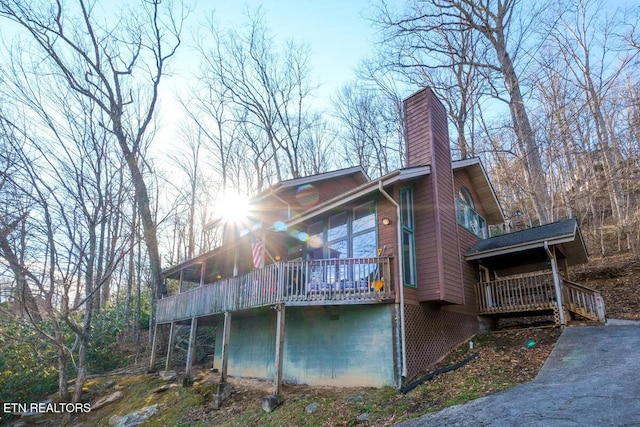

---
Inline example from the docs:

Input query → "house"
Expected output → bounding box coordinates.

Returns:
[150,88,605,399]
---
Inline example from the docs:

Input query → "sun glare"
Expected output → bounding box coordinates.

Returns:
[218,192,250,224]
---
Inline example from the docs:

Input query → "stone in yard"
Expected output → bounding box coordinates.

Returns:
[347,395,364,404]
[115,404,160,427]
[153,383,179,393]
[159,370,177,381]
[305,402,319,413]
[108,415,122,426]
[357,412,369,422]
[93,391,124,410]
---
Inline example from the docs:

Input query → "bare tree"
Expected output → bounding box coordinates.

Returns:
[196,9,317,189]
[0,0,186,298]
[373,0,551,223]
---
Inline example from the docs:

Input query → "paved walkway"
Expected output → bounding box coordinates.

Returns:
[397,321,640,427]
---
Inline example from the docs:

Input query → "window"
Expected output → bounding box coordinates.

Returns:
[456,186,488,239]
[400,188,417,287]
[305,201,377,260]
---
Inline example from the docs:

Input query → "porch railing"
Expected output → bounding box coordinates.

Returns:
[475,272,557,315]
[157,257,394,323]
[562,279,606,322]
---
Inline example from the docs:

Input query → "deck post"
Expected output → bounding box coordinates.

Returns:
[165,321,176,371]
[220,311,232,382]
[185,317,199,380]
[273,303,286,397]
[149,322,160,371]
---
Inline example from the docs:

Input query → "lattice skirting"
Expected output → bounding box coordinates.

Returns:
[404,304,478,381]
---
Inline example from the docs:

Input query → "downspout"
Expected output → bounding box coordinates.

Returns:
[544,241,566,326]
[378,181,408,382]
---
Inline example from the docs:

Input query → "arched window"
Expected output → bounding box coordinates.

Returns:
[458,187,474,209]
[456,186,487,238]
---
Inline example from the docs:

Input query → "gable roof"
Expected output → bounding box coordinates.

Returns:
[466,218,588,265]
[259,166,369,196]
[285,165,431,228]
[452,157,504,224]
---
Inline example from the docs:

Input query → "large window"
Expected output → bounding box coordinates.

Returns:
[456,187,487,239]
[400,188,417,287]
[305,201,377,260]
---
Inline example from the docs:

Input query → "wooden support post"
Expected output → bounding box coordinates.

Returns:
[200,261,206,287]
[165,322,176,371]
[179,270,184,293]
[185,317,198,379]
[220,311,232,383]
[273,303,286,397]
[149,323,160,371]
[547,245,566,326]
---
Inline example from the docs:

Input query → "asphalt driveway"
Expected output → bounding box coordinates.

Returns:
[397,320,640,427]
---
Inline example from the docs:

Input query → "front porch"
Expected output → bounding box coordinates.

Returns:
[157,256,394,324]
[467,218,606,326]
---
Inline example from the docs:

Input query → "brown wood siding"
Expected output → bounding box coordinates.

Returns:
[412,176,438,303]
[450,169,491,315]
[404,88,464,304]
[276,174,366,217]
[376,196,402,303]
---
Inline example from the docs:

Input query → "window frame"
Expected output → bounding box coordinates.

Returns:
[400,187,417,288]
[456,186,488,239]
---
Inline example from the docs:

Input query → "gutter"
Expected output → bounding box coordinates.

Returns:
[544,241,566,326]
[378,181,408,383]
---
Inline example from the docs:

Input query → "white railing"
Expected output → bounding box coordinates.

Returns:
[562,279,606,322]
[157,257,393,323]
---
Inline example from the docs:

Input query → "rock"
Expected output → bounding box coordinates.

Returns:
[93,391,124,410]
[347,395,364,404]
[159,370,177,381]
[108,415,122,426]
[305,402,319,414]
[115,405,160,427]
[500,355,511,362]
[357,412,369,422]
[153,383,179,393]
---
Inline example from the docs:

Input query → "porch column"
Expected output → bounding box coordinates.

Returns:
[220,311,232,382]
[546,244,566,326]
[165,322,176,371]
[185,317,199,379]
[179,269,184,293]
[273,303,286,397]
[149,323,160,371]
[200,261,206,287]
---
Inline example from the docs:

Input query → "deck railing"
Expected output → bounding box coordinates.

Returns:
[562,279,606,322]
[157,257,394,323]
[475,272,557,315]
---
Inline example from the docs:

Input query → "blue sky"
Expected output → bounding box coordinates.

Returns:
[191,0,392,105]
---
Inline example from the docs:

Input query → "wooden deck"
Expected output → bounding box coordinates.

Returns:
[474,272,605,323]
[156,257,394,324]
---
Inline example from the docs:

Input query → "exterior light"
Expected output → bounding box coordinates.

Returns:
[382,217,391,226]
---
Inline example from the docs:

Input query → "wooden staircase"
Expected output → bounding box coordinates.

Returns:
[562,279,606,323]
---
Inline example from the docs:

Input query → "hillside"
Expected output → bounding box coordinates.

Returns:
[572,253,640,319]
[4,252,638,427]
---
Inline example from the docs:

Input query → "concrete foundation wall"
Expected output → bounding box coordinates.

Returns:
[214,304,396,387]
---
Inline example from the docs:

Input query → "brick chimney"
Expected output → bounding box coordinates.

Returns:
[403,88,464,304]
